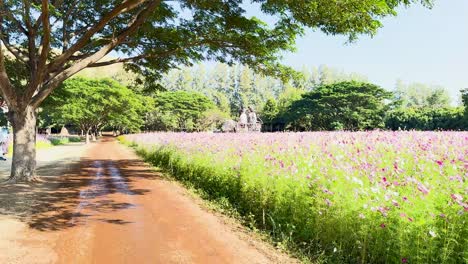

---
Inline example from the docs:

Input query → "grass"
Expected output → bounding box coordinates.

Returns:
[4,135,83,156]
[121,132,468,264]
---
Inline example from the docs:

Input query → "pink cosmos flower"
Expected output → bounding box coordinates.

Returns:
[451,194,463,201]
[378,207,389,217]
[279,160,285,168]
[417,183,429,195]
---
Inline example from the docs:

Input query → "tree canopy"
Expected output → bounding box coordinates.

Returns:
[283,81,393,131]
[146,91,215,132]
[40,77,150,138]
[0,0,434,107]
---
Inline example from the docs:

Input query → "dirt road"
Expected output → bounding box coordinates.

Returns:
[0,138,294,264]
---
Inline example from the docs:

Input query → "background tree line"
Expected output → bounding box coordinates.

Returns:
[33,63,468,134]
[144,62,467,131]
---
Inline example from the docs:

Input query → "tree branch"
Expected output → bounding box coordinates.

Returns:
[24,0,51,101]
[0,44,17,109]
[32,0,161,107]
[87,55,148,67]
[0,36,29,63]
[86,37,238,68]
[0,9,28,35]
[21,0,38,81]
[46,0,150,75]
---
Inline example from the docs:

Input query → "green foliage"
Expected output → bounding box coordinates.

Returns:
[394,80,451,108]
[461,88,468,120]
[385,107,466,130]
[46,136,82,145]
[158,63,370,116]
[0,108,8,127]
[261,98,279,132]
[146,91,215,131]
[48,137,69,146]
[283,81,393,131]
[40,78,150,133]
[154,68,466,132]
[68,136,83,143]
[462,88,468,107]
[198,109,230,131]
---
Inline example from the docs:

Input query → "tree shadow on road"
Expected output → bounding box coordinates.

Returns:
[0,157,159,231]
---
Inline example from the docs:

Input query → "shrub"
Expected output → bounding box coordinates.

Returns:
[48,136,70,146]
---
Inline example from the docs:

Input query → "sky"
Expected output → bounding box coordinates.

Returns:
[254,1,468,100]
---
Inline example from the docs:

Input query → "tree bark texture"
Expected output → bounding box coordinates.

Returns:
[7,106,38,182]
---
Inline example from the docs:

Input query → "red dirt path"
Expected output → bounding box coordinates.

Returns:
[0,137,294,264]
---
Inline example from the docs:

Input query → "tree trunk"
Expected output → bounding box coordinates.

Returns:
[85,128,91,144]
[7,106,38,183]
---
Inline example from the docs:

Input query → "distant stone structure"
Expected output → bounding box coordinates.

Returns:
[221,120,237,132]
[221,106,262,133]
[59,126,69,136]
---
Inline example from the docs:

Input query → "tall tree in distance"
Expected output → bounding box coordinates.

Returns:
[261,98,279,132]
[0,0,433,182]
[461,88,468,123]
[394,80,451,108]
[148,91,215,132]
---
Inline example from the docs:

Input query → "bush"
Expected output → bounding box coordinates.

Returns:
[68,136,83,143]
[48,136,70,146]
[47,135,83,145]
[385,107,467,130]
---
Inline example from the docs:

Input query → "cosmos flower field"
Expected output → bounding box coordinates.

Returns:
[123,131,467,263]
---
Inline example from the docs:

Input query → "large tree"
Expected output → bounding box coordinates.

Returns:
[284,81,393,131]
[146,91,214,131]
[40,77,149,142]
[0,0,432,182]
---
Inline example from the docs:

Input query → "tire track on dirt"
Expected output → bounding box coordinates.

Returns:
[2,137,295,263]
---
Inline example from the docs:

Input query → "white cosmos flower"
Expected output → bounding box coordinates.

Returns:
[352,177,363,186]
